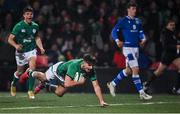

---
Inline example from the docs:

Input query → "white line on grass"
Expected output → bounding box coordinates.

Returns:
[1,101,180,110]
[0,95,27,98]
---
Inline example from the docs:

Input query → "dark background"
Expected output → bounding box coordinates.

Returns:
[0,0,179,93]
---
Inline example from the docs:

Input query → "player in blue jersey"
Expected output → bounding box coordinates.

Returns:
[107,2,152,100]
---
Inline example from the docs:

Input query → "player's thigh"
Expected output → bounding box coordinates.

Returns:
[123,47,139,68]
[33,71,46,81]
[27,49,37,70]
[28,56,37,70]
[172,57,180,70]
[15,52,28,67]
[55,86,67,97]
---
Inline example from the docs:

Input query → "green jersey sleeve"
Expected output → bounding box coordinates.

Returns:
[66,64,77,80]
[11,23,20,36]
[33,22,39,37]
[87,68,97,81]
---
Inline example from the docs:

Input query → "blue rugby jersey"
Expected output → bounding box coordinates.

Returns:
[111,16,145,47]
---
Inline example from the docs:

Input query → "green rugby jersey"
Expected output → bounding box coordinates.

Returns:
[57,59,97,81]
[11,20,39,52]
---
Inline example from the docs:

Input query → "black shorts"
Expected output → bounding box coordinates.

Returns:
[161,51,180,66]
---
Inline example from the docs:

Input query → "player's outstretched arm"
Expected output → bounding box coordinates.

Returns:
[64,75,85,88]
[8,34,23,51]
[92,80,108,107]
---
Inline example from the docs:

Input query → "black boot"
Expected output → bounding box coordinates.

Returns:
[143,71,158,93]
[172,72,180,95]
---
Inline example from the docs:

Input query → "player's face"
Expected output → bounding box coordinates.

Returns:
[167,22,175,31]
[82,61,93,72]
[23,11,33,24]
[128,6,137,17]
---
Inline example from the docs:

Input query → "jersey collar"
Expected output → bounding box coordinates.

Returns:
[23,20,32,26]
[126,16,135,20]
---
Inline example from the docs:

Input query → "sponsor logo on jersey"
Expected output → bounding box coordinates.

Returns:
[131,25,138,32]
[130,30,138,32]
[21,29,25,32]
[32,29,36,34]
[136,20,139,24]
[133,25,136,30]
[23,39,32,43]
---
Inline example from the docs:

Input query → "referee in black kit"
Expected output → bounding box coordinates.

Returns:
[143,19,180,94]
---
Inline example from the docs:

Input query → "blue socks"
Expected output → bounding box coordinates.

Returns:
[111,70,127,86]
[111,70,143,93]
[132,74,143,93]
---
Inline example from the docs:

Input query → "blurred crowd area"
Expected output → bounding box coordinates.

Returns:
[0,0,180,68]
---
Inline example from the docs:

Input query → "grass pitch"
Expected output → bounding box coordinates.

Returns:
[0,92,180,113]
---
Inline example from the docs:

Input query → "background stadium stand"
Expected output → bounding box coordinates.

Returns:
[0,0,179,92]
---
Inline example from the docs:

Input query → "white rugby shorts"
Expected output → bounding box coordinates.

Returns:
[45,62,64,81]
[15,49,37,66]
[123,47,139,68]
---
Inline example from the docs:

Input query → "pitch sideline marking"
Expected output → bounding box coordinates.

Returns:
[1,101,180,110]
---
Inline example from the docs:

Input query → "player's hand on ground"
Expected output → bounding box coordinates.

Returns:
[100,101,108,107]
[15,44,23,51]
[40,48,45,54]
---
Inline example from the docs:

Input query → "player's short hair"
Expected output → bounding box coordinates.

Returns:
[83,54,96,65]
[127,2,137,9]
[23,6,33,14]
[166,19,175,25]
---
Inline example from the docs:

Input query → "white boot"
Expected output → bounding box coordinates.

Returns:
[107,82,116,97]
[140,91,152,100]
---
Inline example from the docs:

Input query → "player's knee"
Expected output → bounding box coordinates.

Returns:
[56,93,64,97]
[125,68,131,75]
[28,66,36,71]
[31,71,38,77]
[132,67,139,74]
[55,90,64,97]
[16,70,24,76]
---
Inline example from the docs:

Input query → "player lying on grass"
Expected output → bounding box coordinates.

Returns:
[28,54,108,107]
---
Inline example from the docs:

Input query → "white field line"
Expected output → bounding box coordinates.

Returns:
[1,101,180,110]
[0,95,27,98]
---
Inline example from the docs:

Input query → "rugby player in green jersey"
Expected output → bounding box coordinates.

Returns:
[30,54,108,106]
[8,6,45,99]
